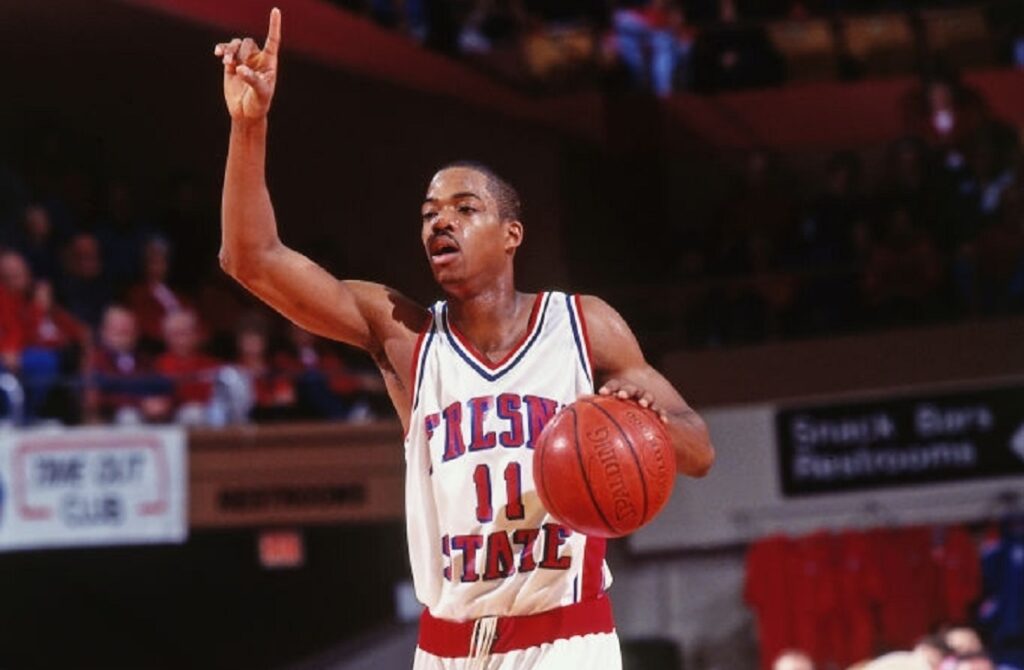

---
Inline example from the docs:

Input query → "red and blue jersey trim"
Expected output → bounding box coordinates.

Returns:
[566,294,594,387]
[441,292,551,382]
[410,313,436,411]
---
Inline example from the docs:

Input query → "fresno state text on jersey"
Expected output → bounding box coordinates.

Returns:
[405,292,611,620]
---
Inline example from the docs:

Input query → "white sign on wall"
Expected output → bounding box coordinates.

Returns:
[632,383,1024,554]
[0,426,187,551]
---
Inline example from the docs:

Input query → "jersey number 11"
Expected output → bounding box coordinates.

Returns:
[473,462,525,522]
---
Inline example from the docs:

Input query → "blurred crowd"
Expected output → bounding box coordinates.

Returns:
[749,518,1024,670]
[671,73,1024,347]
[330,0,1024,96]
[773,624,1011,669]
[2,63,1022,424]
[0,130,385,427]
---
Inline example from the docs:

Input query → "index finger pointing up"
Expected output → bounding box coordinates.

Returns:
[264,7,282,55]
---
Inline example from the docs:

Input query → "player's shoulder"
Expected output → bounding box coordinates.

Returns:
[571,294,639,358]
[571,295,647,372]
[574,294,628,327]
[534,291,621,326]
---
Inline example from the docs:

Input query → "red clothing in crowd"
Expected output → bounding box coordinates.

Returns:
[23,303,88,350]
[789,531,843,666]
[126,281,191,343]
[0,285,24,356]
[746,526,981,668]
[875,527,942,649]
[250,368,295,409]
[88,346,156,418]
[836,530,884,666]
[745,534,796,670]
[274,345,365,396]
[935,526,981,624]
[154,352,220,405]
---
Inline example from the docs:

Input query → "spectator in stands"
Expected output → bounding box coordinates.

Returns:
[690,0,785,93]
[944,124,1020,249]
[234,312,296,421]
[958,126,1015,228]
[904,74,988,169]
[790,151,869,333]
[956,184,1024,314]
[698,149,799,343]
[161,173,218,295]
[194,256,260,357]
[275,323,379,421]
[126,236,190,352]
[0,255,24,374]
[987,0,1024,69]
[0,251,37,353]
[511,0,607,88]
[879,137,933,225]
[85,305,171,423]
[6,203,62,282]
[795,151,868,269]
[457,0,524,55]
[154,309,222,424]
[24,279,89,355]
[945,627,986,657]
[0,250,88,421]
[611,0,694,96]
[94,180,156,286]
[713,149,795,276]
[774,649,815,670]
[862,206,944,325]
[1,251,86,353]
[58,232,112,332]
[0,250,32,307]
[913,634,953,669]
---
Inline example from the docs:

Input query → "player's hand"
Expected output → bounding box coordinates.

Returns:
[214,8,281,121]
[598,380,669,424]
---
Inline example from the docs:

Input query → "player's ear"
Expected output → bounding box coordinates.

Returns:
[504,220,523,253]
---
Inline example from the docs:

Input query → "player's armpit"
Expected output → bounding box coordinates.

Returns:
[578,295,715,477]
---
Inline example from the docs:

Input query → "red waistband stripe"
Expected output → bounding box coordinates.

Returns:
[417,597,615,658]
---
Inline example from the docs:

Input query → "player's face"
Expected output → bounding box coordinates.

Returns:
[421,168,521,293]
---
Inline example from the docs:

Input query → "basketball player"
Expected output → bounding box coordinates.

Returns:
[214,9,714,669]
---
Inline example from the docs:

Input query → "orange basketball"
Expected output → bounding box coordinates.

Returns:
[533,395,676,538]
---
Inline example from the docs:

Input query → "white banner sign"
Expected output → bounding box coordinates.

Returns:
[0,426,187,551]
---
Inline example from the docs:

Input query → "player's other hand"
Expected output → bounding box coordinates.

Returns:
[214,8,281,121]
[598,380,669,424]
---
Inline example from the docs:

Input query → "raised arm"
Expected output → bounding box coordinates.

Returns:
[213,9,426,358]
[580,295,715,477]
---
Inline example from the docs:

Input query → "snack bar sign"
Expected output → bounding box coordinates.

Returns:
[776,384,1024,496]
[0,427,187,551]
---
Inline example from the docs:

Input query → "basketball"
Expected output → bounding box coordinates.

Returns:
[533,395,676,538]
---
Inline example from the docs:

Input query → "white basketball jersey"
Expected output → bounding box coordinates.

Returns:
[404,291,612,621]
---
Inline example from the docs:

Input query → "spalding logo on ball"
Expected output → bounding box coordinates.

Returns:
[533,395,676,538]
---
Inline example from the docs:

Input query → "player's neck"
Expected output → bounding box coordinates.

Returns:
[447,283,532,360]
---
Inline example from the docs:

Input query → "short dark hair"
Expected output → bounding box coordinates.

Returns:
[437,160,521,222]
